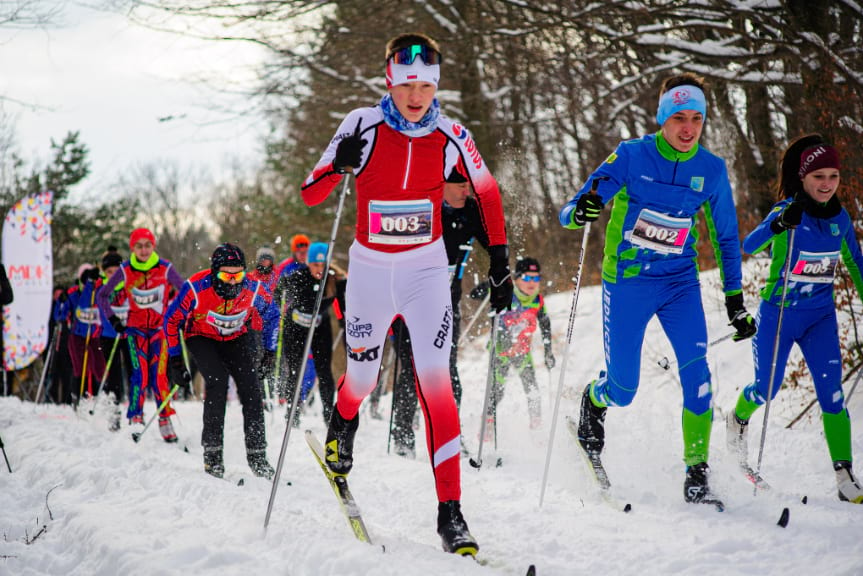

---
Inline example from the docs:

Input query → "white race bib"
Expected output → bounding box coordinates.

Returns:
[789,250,839,284]
[131,285,165,313]
[368,199,433,245]
[76,306,100,325]
[630,208,692,255]
[206,309,248,336]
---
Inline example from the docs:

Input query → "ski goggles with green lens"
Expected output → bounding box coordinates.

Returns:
[387,44,442,66]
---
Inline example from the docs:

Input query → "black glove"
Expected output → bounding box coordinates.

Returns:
[769,201,804,234]
[487,245,513,313]
[572,194,604,227]
[168,355,191,387]
[258,349,276,382]
[81,268,101,283]
[333,119,367,174]
[544,342,555,369]
[725,293,756,342]
[469,281,489,301]
[108,314,125,334]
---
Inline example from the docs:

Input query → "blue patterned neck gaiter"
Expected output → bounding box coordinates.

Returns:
[380,94,440,138]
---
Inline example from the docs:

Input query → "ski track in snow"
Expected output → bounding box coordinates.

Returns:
[2,267,862,576]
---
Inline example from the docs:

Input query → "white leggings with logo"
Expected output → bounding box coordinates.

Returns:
[339,238,461,502]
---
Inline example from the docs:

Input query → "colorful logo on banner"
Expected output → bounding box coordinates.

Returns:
[3,191,54,370]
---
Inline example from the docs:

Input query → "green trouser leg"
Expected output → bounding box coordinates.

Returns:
[823,409,852,463]
[682,408,713,466]
[734,390,761,422]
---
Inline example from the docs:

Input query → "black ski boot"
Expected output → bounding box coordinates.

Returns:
[684,462,723,510]
[324,406,359,476]
[578,383,607,456]
[437,500,478,556]
[203,447,225,479]
[247,450,275,480]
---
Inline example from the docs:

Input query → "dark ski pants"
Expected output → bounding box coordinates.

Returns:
[99,336,130,405]
[283,316,336,424]
[186,332,267,452]
[68,331,106,398]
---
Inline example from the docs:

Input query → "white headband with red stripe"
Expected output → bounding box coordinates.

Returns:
[386,59,440,89]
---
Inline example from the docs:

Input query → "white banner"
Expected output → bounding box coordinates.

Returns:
[2,191,53,370]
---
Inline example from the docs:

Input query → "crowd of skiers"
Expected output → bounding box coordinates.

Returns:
[8,30,863,560]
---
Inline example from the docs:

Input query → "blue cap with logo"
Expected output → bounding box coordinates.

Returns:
[308,242,328,263]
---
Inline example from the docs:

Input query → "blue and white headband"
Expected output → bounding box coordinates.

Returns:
[656,85,707,126]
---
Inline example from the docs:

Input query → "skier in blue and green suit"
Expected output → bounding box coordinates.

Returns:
[559,72,756,505]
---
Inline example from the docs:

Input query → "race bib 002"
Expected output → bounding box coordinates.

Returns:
[368,199,433,245]
[790,250,839,284]
[630,209,692,255]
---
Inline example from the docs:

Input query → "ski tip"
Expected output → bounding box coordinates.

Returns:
[777,507,790,528]
[131,433,141,443]
[380,544,386,554]
[286,480,292,486]
[469,458,481,469]
[183,445,189,453]
[495,457,503,468]
[237,478,245,486]
[801,495,808,505]
[623,503,632,513]
[526,565,537,576]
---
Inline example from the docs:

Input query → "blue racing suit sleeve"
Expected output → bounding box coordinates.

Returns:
[559,143,629,229]
[743,200,788,256]
[255,285,280,352]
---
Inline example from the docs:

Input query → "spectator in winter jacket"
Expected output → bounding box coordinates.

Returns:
[275,234,310,278]
[164,243,277,479]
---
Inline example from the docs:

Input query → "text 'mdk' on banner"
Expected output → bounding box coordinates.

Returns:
[2,191,53,370]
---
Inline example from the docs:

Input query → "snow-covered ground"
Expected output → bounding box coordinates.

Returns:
[2,266,862,576]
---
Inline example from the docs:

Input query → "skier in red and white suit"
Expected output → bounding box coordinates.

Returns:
[300,33,513,556]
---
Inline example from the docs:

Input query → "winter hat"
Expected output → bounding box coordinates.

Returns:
[129,228,156,250]
[290,234,310,253]
[101,247,124,270]
[211,243,246,272]
[256,245,276,264]
[798,145,840,179]
[515,257,541,276]
[307,242,328,264]
[446,169,468,184]
[656,84,707,126]
[77,263,96,281]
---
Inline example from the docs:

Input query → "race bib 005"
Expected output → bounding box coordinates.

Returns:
[790,250,839,284]
[368,199,433,245]
[630,208,692,255]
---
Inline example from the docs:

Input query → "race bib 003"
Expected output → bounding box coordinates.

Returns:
[368,199,433,245]
[790,250,839,284]
[630,209,692,255]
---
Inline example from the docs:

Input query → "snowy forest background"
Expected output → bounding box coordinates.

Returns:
[1,1,862,390]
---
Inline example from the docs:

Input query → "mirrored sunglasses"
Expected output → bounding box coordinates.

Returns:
[388,44,442,66]
[520,274,541,282]
[216,270,246,283]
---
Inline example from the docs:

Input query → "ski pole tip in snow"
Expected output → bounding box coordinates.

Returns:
[623,503,632,513]
[777,507,790,528]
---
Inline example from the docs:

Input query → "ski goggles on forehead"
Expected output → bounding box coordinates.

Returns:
[216,270,245,283]
[520,274,541,282]
[387,44,442,66]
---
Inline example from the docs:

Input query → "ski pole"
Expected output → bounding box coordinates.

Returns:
[89,334,121,415]
[179,330,199,402]
[75,288,98,411]
[470,314,498,469]
[540,177,605,507]
[386,322,404,455]
[0,432,11,473]
[131,384,181,443]
[656,331,736,372]
[461,291,491,340]
[754,227,796,491]
[35,324,60,405]
[265,171,351,530]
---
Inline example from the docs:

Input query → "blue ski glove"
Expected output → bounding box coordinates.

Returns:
[725,293,756,342]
